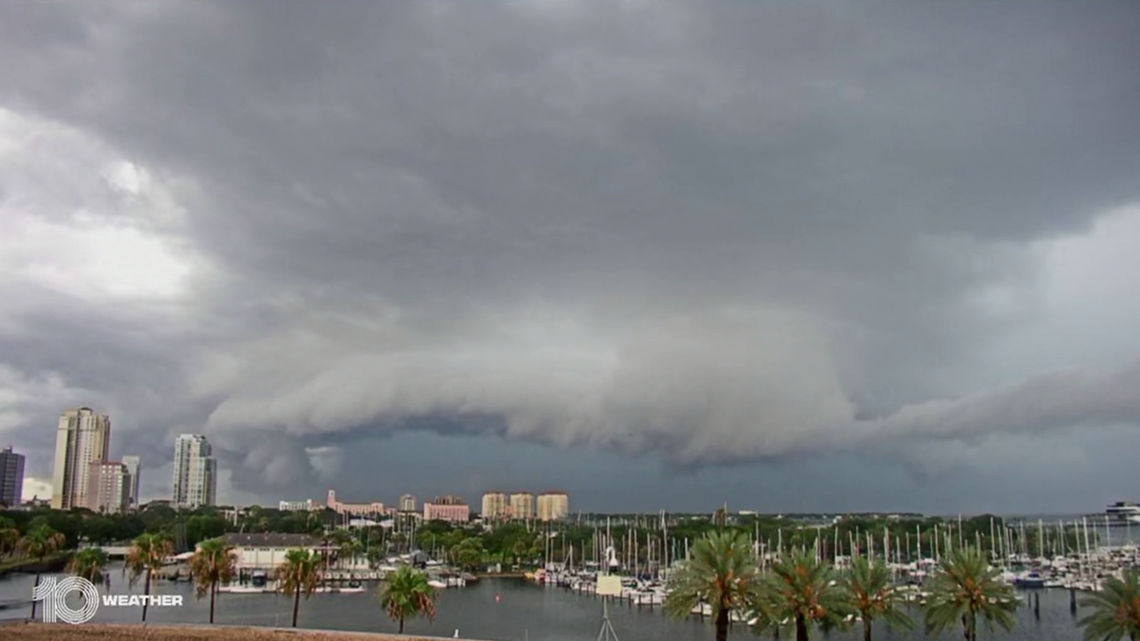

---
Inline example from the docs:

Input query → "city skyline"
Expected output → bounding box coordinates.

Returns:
[3,2,1140,515]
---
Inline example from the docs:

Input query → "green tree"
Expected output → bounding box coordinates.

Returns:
[189,538,237,624]
[367,547,385,569]
[0,520,20,557]
[276,548,321,628]
[923,547,1017,641]
[841,556,912,641]
[450,538,485,572]
[125,532,174,622]
[664,531,758,641]
[68,547,109,583]
[380,564,437,634]
[339,538,363,569]
[18,524,66,620]
[752,552,849,641]
[512,539,529,567]
[1078,569,1140,641]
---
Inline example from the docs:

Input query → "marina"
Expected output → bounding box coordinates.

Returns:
[0,565,1108,641]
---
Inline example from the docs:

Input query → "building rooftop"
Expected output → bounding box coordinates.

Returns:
[221,533,323,548]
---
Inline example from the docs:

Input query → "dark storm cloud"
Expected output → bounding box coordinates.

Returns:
[2,0,1140,506]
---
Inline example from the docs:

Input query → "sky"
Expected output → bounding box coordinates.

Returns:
[2,1,1140,515]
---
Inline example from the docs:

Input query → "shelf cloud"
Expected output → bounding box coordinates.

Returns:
[1,1,1139,508]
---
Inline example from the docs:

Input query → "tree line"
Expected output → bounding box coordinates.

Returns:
[2,505,1099,577]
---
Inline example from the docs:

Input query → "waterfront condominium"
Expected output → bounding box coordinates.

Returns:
[424,495,470,523]
[172,434,217,508]
[481,491,509,521]
[510,491,535,520]
[537,491,570,521]
[51,407,111,509]
[121,455,141,509]
[0,446,25,507]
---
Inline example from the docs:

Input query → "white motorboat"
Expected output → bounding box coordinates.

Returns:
[1106,502,1140,524]
[219,585,269,594]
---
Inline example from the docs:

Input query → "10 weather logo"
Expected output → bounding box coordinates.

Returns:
[33,576,183,624]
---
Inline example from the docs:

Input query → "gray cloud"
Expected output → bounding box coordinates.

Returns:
[1,0,1139,509]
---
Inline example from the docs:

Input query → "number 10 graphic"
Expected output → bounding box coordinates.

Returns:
[31,576,100,624]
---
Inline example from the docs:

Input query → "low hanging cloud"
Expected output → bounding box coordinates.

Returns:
[1,1,1140,502]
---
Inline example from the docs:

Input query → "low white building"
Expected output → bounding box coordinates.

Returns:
[278,499,319,512]
[221,533,327,571]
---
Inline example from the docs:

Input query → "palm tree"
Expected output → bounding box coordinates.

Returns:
[841,555,913,641]
[380,564,437,634]
[18,524,66,620]
[68,547,109,583]
[125,532,174,622]
[339,538,362,570]
[367,547,385,569]
[189,538,237,624]
[751,552,849,641]
[664,531,759,641]
[923,547,1017,641]
[1077,569,1140,641]
[276,548,321,628]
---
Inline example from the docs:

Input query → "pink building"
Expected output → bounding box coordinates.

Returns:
[423,495,470,523]
[326,488,385,515]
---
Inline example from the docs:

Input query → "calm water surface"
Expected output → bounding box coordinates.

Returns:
[0,563,1090,641]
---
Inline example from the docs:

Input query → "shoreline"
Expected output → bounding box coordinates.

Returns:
[0,622,489,641]
[0,552,72,577]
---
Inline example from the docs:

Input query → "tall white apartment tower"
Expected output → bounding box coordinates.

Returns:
[171,434,217,508]
[52,408,111,509]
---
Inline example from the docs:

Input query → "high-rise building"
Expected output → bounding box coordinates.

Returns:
[481,491,509,521]
[86,461,131,514]
[172,434,217,508]
[399,494,417,513]
[536,491,570,521]
[509,492,535,520]
[121,455,141,509]
[0,446,25,507]
[52,408,111,509]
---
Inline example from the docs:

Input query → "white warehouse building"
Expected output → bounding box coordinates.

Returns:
[219,533,327,571]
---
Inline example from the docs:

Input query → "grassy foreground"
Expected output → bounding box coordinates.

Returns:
[0,623,473,641]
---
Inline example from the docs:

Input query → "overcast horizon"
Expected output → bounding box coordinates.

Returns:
[3,1,1140,516]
